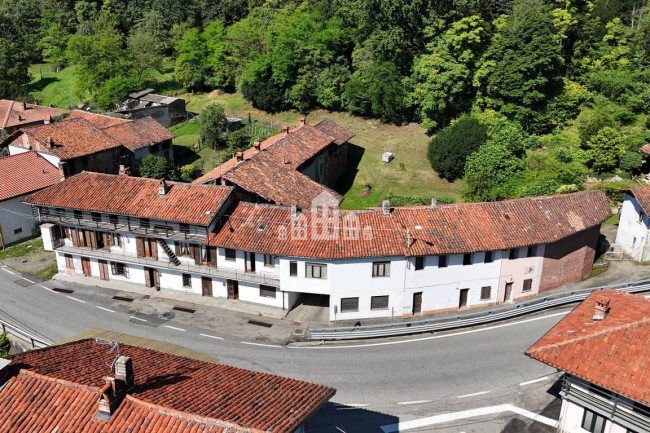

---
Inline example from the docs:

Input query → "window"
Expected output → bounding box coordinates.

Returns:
[40,207,50,216]
[179,223,190,234]
[306,263,327,279]
[509,248,519,260]
[109,214,118,225]
[581,409,606,433]
[111,233,122,248]
[371,295,389,310]
[91,212,101,222]
[74,210,82,219]
[414,256,424,270]
[225,248,236,261]
[639,211,644,222]
[340,297,359,312]
[438,255,448,268]
[65,254,74,270]
[480,286,491,300]
[55,208,65,217]
[523,278,533,292]
[179,242,192,257]
[13,227,22,235]
[260,285,277,298]
[289,261,298,276]
[264,254,275,267]
[372,261,390,277]
[484,251,493,263]
[527,245,537,257]
[140,218,150,228]
[182,274,192,288]
[111,262,128,278]
[463,253,472,266]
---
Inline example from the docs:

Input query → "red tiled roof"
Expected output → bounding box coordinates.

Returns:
[103,117,175,152]
[7,339,335,432]
[627,186,650,216]
[0,151,60,201]
[312,119,355,145]
[3,117,124,160]
[25,172,233,226]
[0,100,68,130]
[526,290,649,406]
[206,190,610,258]
[67,109,131,129]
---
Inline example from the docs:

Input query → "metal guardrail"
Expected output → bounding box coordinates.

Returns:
[308,280,650,340]
[0,319,51,349]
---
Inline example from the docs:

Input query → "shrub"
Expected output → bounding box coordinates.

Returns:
[0,333,10,358]
[620,151,644,175]
[138,154,170,179]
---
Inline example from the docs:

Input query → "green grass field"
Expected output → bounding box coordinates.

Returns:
[28,65,81,109]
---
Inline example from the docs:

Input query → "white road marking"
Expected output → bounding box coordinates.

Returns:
[397,400,431,406]
[39,284,54,292]
[96,306,115,313]
[519,376,550,386]
[241,342,282,348]
[199,333,224,340]
[341,403,368,408]
[457,390,490,399]
[164,325,186,332]
[2,268,15,275]
[291,310,571,350]
[22,278,35,284]
[130,316,147,322]
[66,295,85,303]
[380,403,558,432]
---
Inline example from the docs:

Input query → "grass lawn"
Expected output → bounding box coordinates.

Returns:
[28,65,81,109]
[0,238,44,259]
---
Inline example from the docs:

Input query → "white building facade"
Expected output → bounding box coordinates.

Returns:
[615,190,650,261]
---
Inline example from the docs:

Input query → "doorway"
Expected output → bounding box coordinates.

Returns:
[412,292,422,315]
[459,288,469,308]
[98,260,109,281]
[503,282,513,303]
[81,257,91,277]
[144,267,158,289]
[227,279,239,300]
[201,277,213,297]
[245,252,256,273]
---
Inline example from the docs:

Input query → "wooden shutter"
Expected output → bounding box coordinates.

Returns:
[136,237,144,258]
[144,268,152,287]
[87,231,96,249]
[150,239,158,260]
[175,242,180,256]
[103,233,110,251]
[70,228,79,247]
[192,245,201,265]
[111,262,117,274]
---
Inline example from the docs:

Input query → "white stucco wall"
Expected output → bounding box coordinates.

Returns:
[558,397,628,433]
[497,245,545,303]
[0,195,41,246]
[615,193,650,261]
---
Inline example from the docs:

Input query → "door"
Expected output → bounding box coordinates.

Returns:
[459,288,469,308]
[81,257,91,277]
[412,292,422,315]
[202,277,213,297]
[144,267,156,288]
[245,252,256,273]
[98,260,109,281]
[504,282,513,303]
[227,279,239,300]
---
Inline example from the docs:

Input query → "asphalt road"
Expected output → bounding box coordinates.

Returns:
[0,268,563,432]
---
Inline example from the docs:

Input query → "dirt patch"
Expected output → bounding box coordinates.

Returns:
[1,250,56,276]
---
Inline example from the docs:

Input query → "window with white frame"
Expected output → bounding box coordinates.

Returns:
[263,254,275,267]
[306,263,327,279]
[581,409,606,433]
[289,261,298,276]
[372,261,390,277]
[259,285,277,298]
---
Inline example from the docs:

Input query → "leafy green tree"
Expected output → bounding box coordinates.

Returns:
[0,333,9,358]
[585,126,625,173]
[464,143,525,201]
[179,164,203,182]
[199,103,228,148]
[138,154,170,178]
[221,129,251,162]
[40,22,70,69]
[345,61,405,119]
[427,116,488,181]
[240,56,286,112]
[620,151,644,175]
[174,27,207,90]
[127,29,164,80]
[96,75,143,110]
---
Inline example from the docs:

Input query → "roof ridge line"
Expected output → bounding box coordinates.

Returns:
[1,100,13,128]
[528,317,649,354]
[18,369,102,393]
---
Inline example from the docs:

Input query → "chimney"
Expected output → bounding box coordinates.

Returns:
[45,136,54,149]
[299,116,306,126]
[592,295,610,321]
[58,162,67,181]
[431,197,437,207]
[235,151,244,162]
[282,156,287,164]
[97,377,123,419]
[253,141,261,152]
[282,125,289,136]
[382,200,391,217]
[158,179,168,196]
[113,355,134,391]
[44,115,52,124]
[21,101,26,110]
[17,114,22,121]
[118,164,130,176]
[291,204,298,219]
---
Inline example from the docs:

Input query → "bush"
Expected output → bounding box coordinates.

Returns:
[0,333,10,358]
[178,164,203,182]
[427,116,487,181]
[199,103,228,149]
[620,151,644,175]
[138,154,170,179]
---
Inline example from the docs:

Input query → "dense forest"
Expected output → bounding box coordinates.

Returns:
[1,0,650,201]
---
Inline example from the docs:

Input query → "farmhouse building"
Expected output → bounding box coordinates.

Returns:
[526,290,649,433]
[194,118,353,209]
[27,171,610,321]
[0,100,68,134]
[111,88,187,127]
[614,186,650,261]
[0,337,334,432]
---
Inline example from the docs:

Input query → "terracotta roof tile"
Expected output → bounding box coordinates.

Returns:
[312,118,355,145]
[206,190,611,258]
[103,117,175,152]
[25,172,233,226]
[526,290,649,406]
[0,151,60,201]
[627,186,650,216]
[7,339,335,432]
[0,100,68,130]
[67,109,131,129]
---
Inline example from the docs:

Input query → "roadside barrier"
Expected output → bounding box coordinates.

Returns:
[0,319,51,349]
[308,281,650,340]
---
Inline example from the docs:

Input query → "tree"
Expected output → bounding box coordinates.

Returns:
[0,10,31,99]
[174,27,207,90]
[464,143,525,201]
[345,61,405,119]
[427,116,488,181]
[0,333,10,358]
[139,154,170,178]
[179,164,203,182]
[240,56,286,113]
[96,75,143,110]
[40,22,70,69]
[585,126,625,173]
[127,29,164,80]
[199,103,228,149]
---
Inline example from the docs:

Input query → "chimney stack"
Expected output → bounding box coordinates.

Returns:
[118,164,130,176]
[158,179,168,196]
[45,136,54,149]
[113,355,134,391]
[282,125,289,136]
[44,115,52,124]
[235,151,244,162]
[592,295,610,321]
[58,162,67,181]
[290,204,298,219]
[299,116,306,126]
[17,114,22,121]
[382,200,391,217]
[253,141,261,152]
[21,101,27,110]
[431,197,437,207]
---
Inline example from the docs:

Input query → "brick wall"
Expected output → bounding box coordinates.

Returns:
[539,225,600,292]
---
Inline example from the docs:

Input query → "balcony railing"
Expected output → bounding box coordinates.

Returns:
[53,244,280,285]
